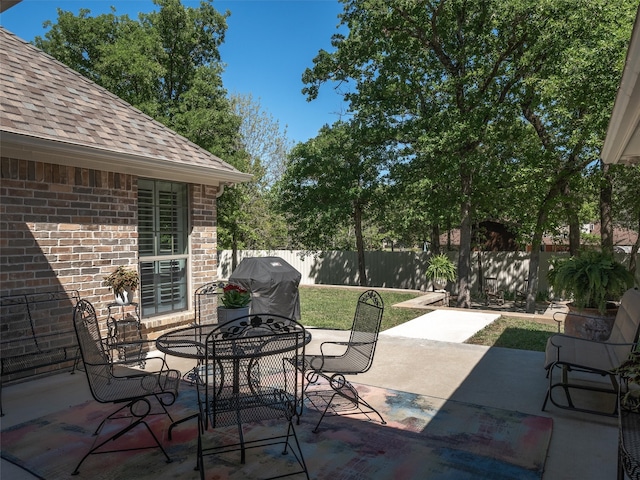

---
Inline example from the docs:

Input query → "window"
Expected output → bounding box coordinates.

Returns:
[138,179,188,317]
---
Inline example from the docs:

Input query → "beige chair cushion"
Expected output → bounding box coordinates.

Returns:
[544,288,640,371]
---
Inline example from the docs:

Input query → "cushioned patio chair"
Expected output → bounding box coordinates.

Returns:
[300,289,386,432]
[71,299,181,475]
[197,313,309,480]
[542,288,640,416]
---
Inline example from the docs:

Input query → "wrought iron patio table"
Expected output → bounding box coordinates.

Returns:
[156,318,311,437]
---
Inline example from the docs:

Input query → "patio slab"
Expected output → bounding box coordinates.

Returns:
[1,323,618,480]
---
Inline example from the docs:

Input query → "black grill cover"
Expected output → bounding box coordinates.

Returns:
[229,257,301,320]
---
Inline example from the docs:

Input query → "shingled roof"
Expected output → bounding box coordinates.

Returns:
[0,27,252,187]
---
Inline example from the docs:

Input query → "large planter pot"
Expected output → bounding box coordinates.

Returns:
[564,302,618,341]
[217,306,250,324]
[432,278,447,291]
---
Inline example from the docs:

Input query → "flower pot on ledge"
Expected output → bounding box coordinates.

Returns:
[217,306,250,324]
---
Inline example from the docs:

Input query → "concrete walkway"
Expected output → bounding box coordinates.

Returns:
[382,309,501,342]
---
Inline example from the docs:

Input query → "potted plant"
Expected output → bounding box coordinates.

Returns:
[103,266,139,305]
[425,253,457,291]
[547,250,634,340]
[217,283,251,323]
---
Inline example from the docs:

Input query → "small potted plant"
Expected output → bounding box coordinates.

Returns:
[103,266,139,305]
[547,250,634,340]
[425,253,457,291]
[218,283,251,323]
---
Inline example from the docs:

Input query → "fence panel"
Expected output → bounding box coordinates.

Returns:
[218,250,635,297]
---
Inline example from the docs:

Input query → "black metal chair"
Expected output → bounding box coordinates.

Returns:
[195,281,223,326]
[484,277,505,306]
[196,313,309,480]
[542,288,640,416]
[176,281,224,386]
[515,279,529,307]
[300,289,386,432]
[71,299,181,475]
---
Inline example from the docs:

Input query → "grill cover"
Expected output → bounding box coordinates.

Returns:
[229,257,301,320]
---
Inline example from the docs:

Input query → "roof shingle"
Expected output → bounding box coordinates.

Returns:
[0,27,250,185]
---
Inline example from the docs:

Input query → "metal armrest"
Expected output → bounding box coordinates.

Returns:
[110,355,171,375]
[550,334,636,349]
[552,311,565,332]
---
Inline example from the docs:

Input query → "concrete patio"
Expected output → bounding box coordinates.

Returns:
[1,310,619,479]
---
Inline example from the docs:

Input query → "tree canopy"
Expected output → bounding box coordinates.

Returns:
[297,0,637,305]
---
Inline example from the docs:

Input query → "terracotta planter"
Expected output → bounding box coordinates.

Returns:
[563,302,618,341]
[217,306,250,324]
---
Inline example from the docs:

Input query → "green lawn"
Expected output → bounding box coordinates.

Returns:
[299,285,556,352]
[464,317,557,352]
[299,286,426,330]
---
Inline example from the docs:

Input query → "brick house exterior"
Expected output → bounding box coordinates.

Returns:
[0,27,251,355]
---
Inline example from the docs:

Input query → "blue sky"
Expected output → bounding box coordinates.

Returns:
[0,0,348,145]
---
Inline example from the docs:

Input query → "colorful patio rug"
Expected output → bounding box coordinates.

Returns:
[1,383,552,479]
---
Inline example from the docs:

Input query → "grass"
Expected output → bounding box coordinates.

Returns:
[464,317,557,352]
[299,285,426,330]
[299,285,556,352]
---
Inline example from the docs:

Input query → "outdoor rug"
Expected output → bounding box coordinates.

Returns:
[1,383,552,479]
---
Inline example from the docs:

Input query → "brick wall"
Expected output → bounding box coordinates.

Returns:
[1,157,220,350]
[1,158,138,298]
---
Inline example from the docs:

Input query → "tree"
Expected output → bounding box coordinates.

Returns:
[218,94,293,269]
[302,0,636,308]
[514,1,636,311]
[231,93,292,189]
[35,0,231,128]
[34,0,245,165]
[277,121,388,286]
[302,0,563,306]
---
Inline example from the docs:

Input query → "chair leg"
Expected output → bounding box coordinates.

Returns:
[72,398,171,475]
[543,362,619,416]
[306,373,386,432]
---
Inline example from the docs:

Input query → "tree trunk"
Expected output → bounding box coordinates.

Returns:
[600,161,614,256]
[477,251,484,295]
[231,228,238,271]
[567,216,581,257]
[562,183,581,256]
[354,203,368,286]
[527,184,564,312]
[527,237,542,314]
[456,168,473,308]
[431,224,441,254]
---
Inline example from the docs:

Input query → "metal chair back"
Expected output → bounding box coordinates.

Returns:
[73,299,114,402]
[327,289,384,374]
[198,313,309,477]
[202,313,306,427]
[194,282,221,325]
[71,298,180,474]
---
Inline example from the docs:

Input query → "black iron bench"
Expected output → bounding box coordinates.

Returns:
[0,289,81,416]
